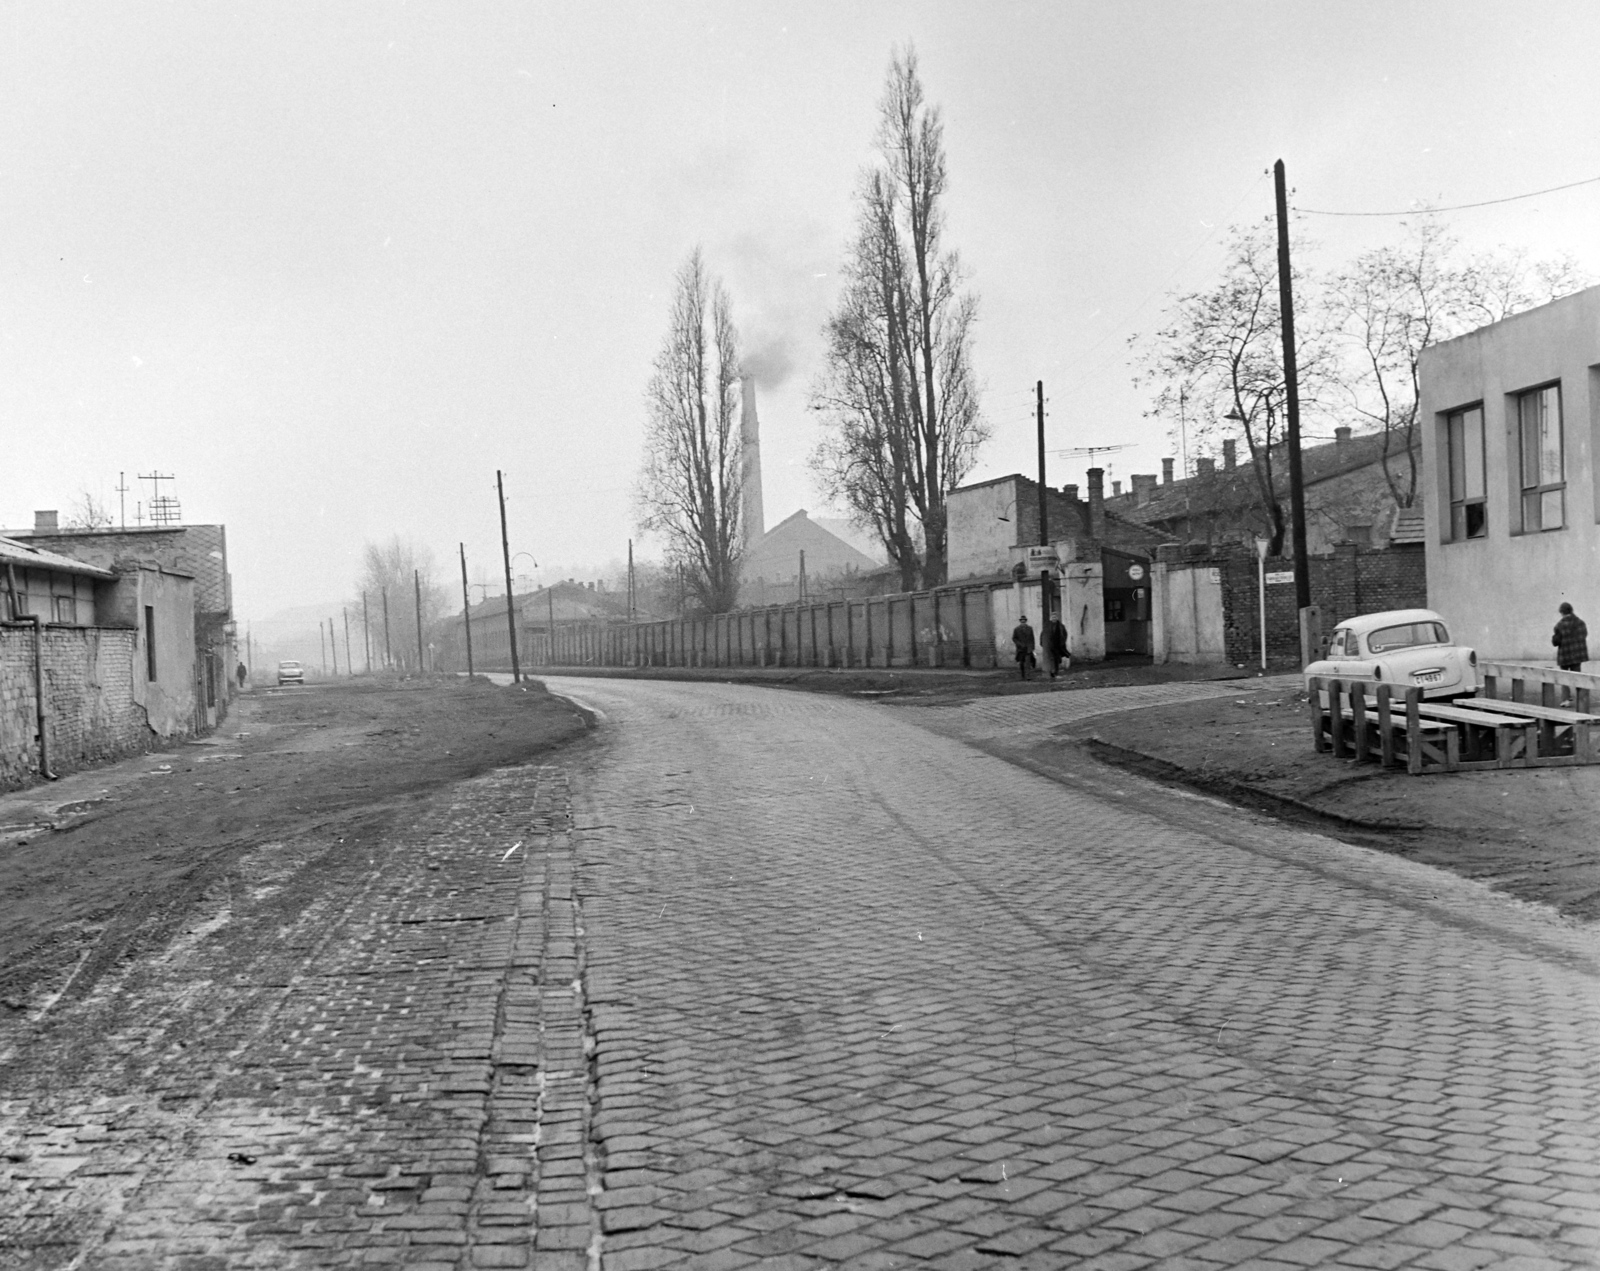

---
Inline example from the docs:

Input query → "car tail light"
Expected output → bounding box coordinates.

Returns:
[1469,650,1477,667]
[1373,666,1383,680]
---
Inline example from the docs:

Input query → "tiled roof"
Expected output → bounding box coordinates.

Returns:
[1390,506,1427,544]
[1108,431,1419,525]
[0,535,117,579]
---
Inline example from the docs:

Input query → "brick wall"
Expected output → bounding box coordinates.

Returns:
[1211,543,1428,665]
[0,626,151,790]
[1159,543,1428,666]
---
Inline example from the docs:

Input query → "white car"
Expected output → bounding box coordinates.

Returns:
[1304,608,1476,701]
[277,659,305,686]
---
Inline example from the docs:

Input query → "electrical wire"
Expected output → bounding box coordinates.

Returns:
[1296,174,1600,218]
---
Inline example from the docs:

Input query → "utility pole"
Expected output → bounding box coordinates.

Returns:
[798,551,806,605]
[381,587,392,670]
[362,591,372,673]
[320,622,327,678]
[547,584,555,666]
[1274,159,1313,642]
[1036,379,1053,618]
[496,470,522,683]
[343,609,352,677]
[414,570,426,675]
[329,618,337,676]
[460,543,474,678]
[116,472,128,529]
[627,539,635,622]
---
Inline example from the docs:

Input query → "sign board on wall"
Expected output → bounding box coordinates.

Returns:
[1266,570,1296,585]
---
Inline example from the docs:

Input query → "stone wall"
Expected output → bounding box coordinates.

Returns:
[0,626,152,790]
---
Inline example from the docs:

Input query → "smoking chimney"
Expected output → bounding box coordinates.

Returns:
[1162,458,1175,485]
[740,377,765,550]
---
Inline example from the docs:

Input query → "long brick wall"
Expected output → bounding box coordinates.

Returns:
[0,626,152,790]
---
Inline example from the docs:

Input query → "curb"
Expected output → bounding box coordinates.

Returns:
[1082,736,1427,834]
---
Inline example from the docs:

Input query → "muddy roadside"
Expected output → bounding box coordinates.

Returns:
[0,676,588,1019]
[1045,683,1600,925]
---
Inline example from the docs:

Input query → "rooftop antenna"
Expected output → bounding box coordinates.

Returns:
[115,472,129,528]
[138,472,181,526]
[1052,444,1132,463]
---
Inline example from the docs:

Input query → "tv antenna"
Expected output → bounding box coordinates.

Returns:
[1052,444,1132,462]
[138,472,182,526]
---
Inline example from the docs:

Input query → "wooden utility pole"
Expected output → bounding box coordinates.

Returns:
[414,569,426,674]
[329,618,337,675]
[381,587,392,669]
[460,543,474,678]
[1275,159,1310,615]
[362,591,371,673]
[497,470,522,683]
[319,623,327,678]
[1036,380,1053,617]
[343,609,352,677]
[627,539,635,622]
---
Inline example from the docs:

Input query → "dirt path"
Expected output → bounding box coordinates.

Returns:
[0,676,588,1023]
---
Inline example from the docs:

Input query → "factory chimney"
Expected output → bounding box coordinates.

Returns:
[740,376,765,551]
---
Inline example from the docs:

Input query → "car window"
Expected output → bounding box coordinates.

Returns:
[1365,622,1448,655]
[1328,629,1349,657]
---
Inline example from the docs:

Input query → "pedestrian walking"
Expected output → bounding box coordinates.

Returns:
[236,661,247,688]
[1012,614,1036,680]
[1552,602,1589,671]
[1042,609,1070,679]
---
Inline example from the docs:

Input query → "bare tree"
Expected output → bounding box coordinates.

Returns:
[64,489,114,529]
[811,46,985,591]
[355,536,447,672]
[1134,222,1331,556]
[1329,219,1591,508]
[635,248,744,614]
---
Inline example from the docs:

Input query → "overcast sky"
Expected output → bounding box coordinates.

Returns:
[3,1,1597,621]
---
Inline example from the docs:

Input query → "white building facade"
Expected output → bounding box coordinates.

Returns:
[1419,285,1600,661]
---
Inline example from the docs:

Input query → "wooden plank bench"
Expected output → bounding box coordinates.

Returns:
[1462,696,1600,762]
[1412,701,1537,768]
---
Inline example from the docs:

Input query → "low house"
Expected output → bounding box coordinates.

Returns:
[1,534,197,788]
[946,469,1171,658]
[8,514,236,728]
[1105,429,1422,554]
[1418,283,1600,661]
[437,579,634,671]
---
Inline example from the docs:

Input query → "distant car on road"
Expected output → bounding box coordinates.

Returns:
[277,660,305,687]
[1304,608,1476,701]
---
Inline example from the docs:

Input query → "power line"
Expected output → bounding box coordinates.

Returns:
[1296,174,1600,218]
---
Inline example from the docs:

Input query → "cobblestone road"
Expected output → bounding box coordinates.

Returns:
[2,676,1597,1269]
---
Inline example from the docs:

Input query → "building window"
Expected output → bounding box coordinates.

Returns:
[1518,384,1564,532]
[145,606,157,681]
[53,595,77,624]
[1446,405,1486,539]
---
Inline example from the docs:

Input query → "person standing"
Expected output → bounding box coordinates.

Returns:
[1553,602,1589,672]
[1011,614,1036,680]
[236,661,248,689]
[1042,609,1070,679]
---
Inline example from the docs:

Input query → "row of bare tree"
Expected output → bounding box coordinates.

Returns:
[1132,219,1589,555]
[635,47,983,611]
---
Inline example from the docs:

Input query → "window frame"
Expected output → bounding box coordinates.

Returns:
[1445,403,1487,541]
[1516,382,1564,533]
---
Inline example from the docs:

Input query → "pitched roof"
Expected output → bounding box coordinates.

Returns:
[0,535,118,579]
[1107,430,1418,525]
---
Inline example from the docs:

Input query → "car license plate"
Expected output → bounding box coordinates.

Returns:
[1413,669,1444,685]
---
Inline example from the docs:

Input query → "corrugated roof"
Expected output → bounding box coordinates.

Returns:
[0,535,117,579]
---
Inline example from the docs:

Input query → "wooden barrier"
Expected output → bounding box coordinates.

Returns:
[1311,671,1600,774]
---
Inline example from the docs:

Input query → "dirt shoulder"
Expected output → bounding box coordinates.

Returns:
[1050,683,1600,925]
[0,675,589,1016]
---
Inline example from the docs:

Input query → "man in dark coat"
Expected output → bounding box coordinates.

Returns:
[1042,609,1070,679]
[1553,602,1589,672]
[1011,615,1035,680]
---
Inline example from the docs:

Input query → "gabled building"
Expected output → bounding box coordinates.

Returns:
[1106,428,1422,554]
[739,509,884,607]
[1419,283,1600,660]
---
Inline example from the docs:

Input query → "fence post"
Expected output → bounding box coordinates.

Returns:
[1405,687,1423,774]
[1330,679,1347,758]
[1376,684,1394,767]
[1351,680,1368,762]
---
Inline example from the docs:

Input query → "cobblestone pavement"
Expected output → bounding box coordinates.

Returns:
[554,676,1600,1271]
[2,675,1598,1269]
